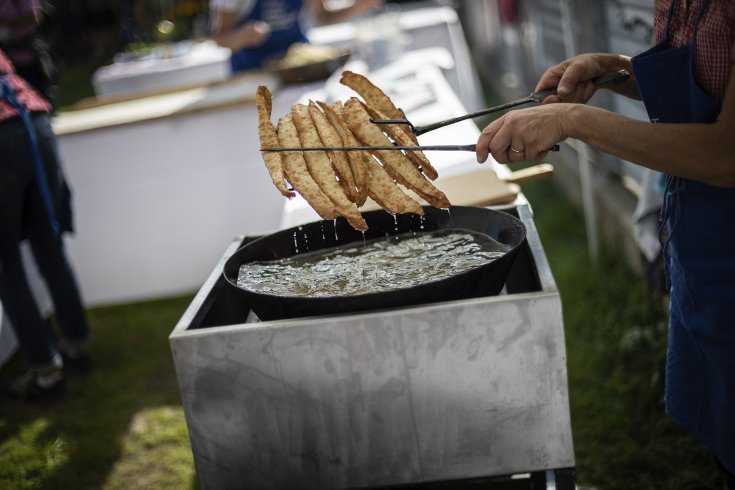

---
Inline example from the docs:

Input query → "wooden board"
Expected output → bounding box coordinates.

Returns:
[360,167,519,212]
[431,168,520,207]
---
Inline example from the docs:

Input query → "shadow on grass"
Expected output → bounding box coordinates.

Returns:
[0,295,199,490]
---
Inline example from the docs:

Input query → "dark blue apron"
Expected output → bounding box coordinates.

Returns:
[0,75,60,236]
[229,0,307,72]
[631,0,735,474]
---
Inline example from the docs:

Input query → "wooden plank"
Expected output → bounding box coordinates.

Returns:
[360,167,518,211]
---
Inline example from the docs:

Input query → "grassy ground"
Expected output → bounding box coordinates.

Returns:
[53,63,103,112]
[0,297,197,489]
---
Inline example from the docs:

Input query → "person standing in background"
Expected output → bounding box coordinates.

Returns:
[0,48,91,402]
[475,0,734,486]
[0,0,58,105]
[209,0,384,73]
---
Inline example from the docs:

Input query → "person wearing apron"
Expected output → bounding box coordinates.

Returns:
[0,48,91,402]
[475,0,734,483]
[209,0,383,73]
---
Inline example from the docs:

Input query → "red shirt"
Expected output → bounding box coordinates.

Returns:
[653,0,735,101]
[0,48,50,123]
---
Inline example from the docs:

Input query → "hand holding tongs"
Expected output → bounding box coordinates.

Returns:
[261,70,629,154]
[370,69,631,136]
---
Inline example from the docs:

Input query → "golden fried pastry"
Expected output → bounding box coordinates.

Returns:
[361,103,438,181]
[307,101,356,202]
[257,72,451,230]
[319,100,369,207]
[339,71,420,146]
[291,104,368,231]
[342,98,451,209]
[277,115,338,220]
[256,86,295,198]
[363,154,424,215]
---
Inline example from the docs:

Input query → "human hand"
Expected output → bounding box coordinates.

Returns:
[238,21,271,48]
[352,0,385,15]
[476,104,574,165]
[536,53,609,105]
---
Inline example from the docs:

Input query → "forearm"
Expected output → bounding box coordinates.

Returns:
[213,23,271,51]
[211,29,248,50]
[311,5,359,24]
[210,10,270,51]
[309,0,382,25]
[567,104,735,187]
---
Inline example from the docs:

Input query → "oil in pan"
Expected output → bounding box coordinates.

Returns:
[236,229,511,297]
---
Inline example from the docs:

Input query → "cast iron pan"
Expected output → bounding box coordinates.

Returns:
[223,206,526,321]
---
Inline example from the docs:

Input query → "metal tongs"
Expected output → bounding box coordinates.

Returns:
[262,70,629,153]
[369,69,631,136]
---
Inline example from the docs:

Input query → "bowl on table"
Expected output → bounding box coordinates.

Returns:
[267,43,351,84]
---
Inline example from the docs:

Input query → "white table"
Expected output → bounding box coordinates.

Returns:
[92,40,232,99]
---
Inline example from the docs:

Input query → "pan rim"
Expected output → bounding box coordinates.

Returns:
[226,225,520,301]
[222,206,526,307]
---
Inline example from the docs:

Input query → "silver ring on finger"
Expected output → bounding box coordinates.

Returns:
[509,147,524,154]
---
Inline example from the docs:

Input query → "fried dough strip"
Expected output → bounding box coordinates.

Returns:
[340,71,420,146]
[343,98,451,209]
[363,154,424,215]
[340,71,404,120]
[291,104,368,231]
[320,101,369,207]
[277,115,338,220]
[361,102,438,181]
[256,86,295,198]
[307,101,356,202]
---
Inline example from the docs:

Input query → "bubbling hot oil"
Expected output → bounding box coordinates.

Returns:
[237,229,510,297]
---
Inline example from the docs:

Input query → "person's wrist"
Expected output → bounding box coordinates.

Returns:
[562,103,586,141]
[238,26,260,47]
[599,53,632,73]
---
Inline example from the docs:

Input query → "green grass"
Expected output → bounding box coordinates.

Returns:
[54,63,101,112]
[0,296,197,490]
